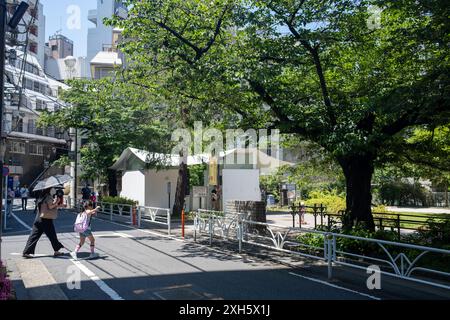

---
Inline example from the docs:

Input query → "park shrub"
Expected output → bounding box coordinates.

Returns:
[302,190,346,214]
[372,205,389,214]
[0,261,12,301]
[100,196,137,206]
[99,196,138,215]
[296,225,399,258]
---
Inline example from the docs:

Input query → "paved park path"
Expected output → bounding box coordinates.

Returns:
[2,207,450,300]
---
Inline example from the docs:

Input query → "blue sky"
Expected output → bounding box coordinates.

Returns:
[41,0,97,57]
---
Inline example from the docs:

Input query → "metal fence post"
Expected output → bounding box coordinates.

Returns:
[397,215,401,241]
[332,234,336,261]
[167,209,171,236]
[313,204,317,229]
[194,214,197,242]
[209,215,213,246]
[320,204,324,226]
[138,206,141,228]
[238,214,243,253]
[110,203,113,221]
[327,234,333,279]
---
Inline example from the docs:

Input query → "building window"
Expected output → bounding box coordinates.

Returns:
[11,116,23,132]
[47,126,55,138]
[36,99,47,111]
[25,62,40,75]
[10,141,26,154]
[27,119,36,134]
[29,143,44,156]
[24,77,33,90]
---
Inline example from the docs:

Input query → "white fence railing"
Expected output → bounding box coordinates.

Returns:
[77,201,171,235]
[194,211,450,291]
[137,205,171,235]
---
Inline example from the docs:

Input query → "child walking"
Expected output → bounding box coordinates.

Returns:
[71,201,100,260]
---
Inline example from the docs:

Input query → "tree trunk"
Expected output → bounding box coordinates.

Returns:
[173,162,188,217]
[107,169,118,197]
[339,155,375,231]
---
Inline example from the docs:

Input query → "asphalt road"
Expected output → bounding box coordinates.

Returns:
[2,207,450,300]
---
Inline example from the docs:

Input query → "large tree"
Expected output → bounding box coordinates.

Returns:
[39,78,174,196]
[109,0,449,229]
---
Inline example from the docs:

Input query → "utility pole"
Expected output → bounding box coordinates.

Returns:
[0,0,29,260]
[0,0,7,262]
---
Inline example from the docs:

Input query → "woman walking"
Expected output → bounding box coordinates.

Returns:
[22,188,68,258]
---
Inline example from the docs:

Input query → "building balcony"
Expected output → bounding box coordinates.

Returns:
[88,9,97,25]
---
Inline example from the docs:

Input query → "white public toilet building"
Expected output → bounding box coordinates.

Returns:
[111,147,294,212]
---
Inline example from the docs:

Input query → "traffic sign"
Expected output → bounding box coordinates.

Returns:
[193,186,208,198]
[2,166,9,177]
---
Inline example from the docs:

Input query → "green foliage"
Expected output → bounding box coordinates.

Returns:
[283,140,346,194]
[51,155,71,168]
[189,164,207,187]
[107,0,450,227]
[372,205,389,214]
[39,78,175,183]
[100,196,138,206]
[414,219,450,249]
[260,170,285,202]
[302,190,346,214]
[378,180,432,207]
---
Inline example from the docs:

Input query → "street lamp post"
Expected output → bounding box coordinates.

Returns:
[65,56,78,209]
[0,0,30,260]
[69,129,78,209]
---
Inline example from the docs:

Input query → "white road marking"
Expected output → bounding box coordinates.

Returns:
[114,232,134,239]
[10,213,124,301]
[289,272,381,300]
[69,259,124,300]
[11,212,32,231]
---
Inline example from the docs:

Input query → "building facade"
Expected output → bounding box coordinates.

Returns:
[6,0,46,67]
[47,33,74,60]
[4,44,70,187]
[87,0,126,79]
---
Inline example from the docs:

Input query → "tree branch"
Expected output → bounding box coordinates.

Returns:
[247,79,291,124]
[266,2,336,125]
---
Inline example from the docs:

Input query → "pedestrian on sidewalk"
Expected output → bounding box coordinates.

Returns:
[20,185,30,211]
[90,191,97,208]
[22,188,68,258]
[71,201,101,260]
[300,201,307,225]
[6,188,15,217]
[81,184,91,202]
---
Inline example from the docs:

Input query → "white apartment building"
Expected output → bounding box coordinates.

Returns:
[6,0,46,67]
[87,0,127,79]
[4,44,69,187]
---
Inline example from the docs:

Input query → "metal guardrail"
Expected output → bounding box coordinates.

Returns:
[194,211,450,291]
[288,205,450,238]
[137,205,171,235]
[77,201,171,235]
